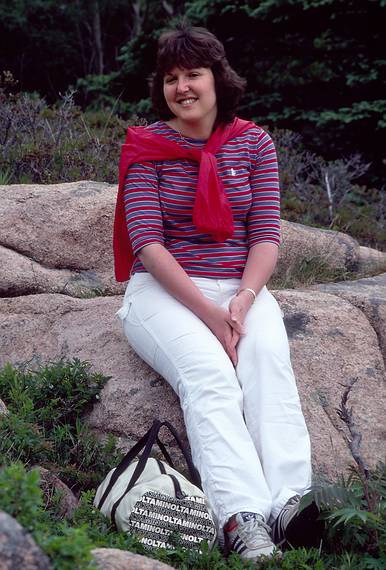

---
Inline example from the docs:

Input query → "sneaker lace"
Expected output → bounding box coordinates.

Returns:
[238,516,272,548]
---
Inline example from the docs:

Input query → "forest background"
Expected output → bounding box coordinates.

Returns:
[1,0,385,247]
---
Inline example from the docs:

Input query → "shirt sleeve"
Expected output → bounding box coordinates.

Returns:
[123,161,165,255]
[247,129,281,247]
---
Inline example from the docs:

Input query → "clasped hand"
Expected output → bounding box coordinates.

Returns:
[204,292,254,367]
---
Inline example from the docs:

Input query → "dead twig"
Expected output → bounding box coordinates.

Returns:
[336,378,379,514]
[337,378,369,478]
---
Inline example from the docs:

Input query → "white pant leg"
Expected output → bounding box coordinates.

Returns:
[232,286,312,521]
[117,273,273,531]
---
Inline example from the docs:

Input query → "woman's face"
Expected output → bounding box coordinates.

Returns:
[163,66,217,127]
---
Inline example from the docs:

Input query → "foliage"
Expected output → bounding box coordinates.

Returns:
[269,255,353,290]
[0,462,43,530]
[1,360,386,568]
[0,81,127,184]
[1,462,385,569]
[0,359,123,490]
[0,83,384,252]
[303,463,386,559]
[1,0,385,186]
[0,0,131,98]
[39,525,98,570]
[272,128,386,249]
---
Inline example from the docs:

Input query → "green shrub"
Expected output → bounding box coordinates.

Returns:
[0,86,126,185]
[273,128,386,250]
[0,359,107,429]
[0,359,123,490]
[306,463,386,559]
[0,82,384,250]
[1,360,385,569]
[40,525,98,570]
[0,462,43,530]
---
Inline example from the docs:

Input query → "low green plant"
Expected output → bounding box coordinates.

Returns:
[1,361,385,569]
[0,462,43,530]
[302,464,386,561]
[0,359,123,490]
[39,525,98,570]
[0,167,12,184]
[1,461,385,570]
[273,128,386,251]
[0,85,126,186]
[0,359,107,429]
[270,255,353,289]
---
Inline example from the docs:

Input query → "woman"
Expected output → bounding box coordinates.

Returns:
[114,25,321,561]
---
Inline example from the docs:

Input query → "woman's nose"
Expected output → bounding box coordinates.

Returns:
[176,77,189,93]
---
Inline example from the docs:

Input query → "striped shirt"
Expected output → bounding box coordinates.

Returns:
[123,120,280,279]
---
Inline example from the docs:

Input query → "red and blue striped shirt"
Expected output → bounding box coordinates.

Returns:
[123,120,280,279]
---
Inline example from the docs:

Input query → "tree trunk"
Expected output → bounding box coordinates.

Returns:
[92,0,104,74]
[132,0,145,38]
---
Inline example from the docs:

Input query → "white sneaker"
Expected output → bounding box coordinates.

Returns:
[272,495,323,548]
[224,512,279,561]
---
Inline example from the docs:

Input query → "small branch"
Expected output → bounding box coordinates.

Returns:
[336,378,369,479]
[336,379,379,516]
[324,171,334,225]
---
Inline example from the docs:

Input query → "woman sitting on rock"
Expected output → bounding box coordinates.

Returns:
[113,24,321,561]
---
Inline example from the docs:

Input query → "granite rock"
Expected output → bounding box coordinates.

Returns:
[91,548,176,570]
[34,467,79,519]
[311,272,386,364]
[1,291,385,480]
[0,510,52,569]
[1,182,385,299]
[0,398,8,416]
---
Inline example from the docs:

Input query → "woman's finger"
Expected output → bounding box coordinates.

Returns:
[230,330,240,351]
[224,328,238,366]
[228,317,244,335]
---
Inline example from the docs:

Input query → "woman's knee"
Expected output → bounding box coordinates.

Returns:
[178,358,242,406]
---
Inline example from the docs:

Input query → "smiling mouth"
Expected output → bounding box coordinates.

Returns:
[177,98,198,106]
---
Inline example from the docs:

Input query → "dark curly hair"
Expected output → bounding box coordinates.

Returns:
[150,26,246,125]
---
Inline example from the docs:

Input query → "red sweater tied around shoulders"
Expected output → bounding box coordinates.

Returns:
[113,117,255,282]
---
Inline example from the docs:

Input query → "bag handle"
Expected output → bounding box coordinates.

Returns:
[97,419,200,511]
[158,420,201,486]
[109,420,201,526]
[156,435,174,467]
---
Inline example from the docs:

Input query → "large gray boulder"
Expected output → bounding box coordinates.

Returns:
[1,182,385,298]
[1,180,385,483]
[0,181,120,298]
[0,511,52,569]
[0,290,384,480]
[91,548,176,570]
[312,272,386,364]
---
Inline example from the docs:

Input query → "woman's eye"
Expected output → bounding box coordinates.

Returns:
[165,77,176,84]
[189,73,199,78]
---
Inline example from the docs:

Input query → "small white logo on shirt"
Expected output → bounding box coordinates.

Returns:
[229,168,236,176]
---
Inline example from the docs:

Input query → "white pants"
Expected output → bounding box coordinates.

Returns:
[117,272,311,533]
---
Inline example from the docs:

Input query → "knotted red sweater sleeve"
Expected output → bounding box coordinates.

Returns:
[113,118,255,282]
